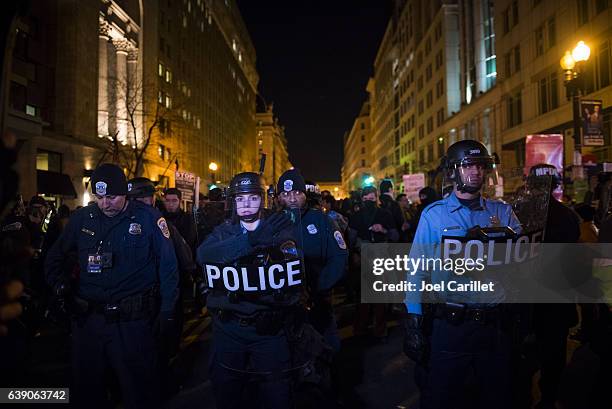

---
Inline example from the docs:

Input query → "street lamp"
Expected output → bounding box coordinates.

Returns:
[560,40,590,165]
[208,161,218,189]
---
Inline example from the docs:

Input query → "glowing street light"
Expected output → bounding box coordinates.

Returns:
[572,40,590,63]
[208,162,218,172]
[560,51,575,71]
[560,40,591,166]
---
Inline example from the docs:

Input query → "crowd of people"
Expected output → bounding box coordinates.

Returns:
[0,138,611,409]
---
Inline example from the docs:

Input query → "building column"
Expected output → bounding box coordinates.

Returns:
[113,39,130,145]
[127,47,139,148]
[97,19,110,138]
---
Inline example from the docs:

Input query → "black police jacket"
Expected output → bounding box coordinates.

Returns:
[45,201,179,313]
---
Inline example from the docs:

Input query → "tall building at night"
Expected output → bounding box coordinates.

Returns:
[367,0,462,188]
[341,99,372,194]
[363,0,612,193]
[146,0,258,190]
[494,0,612,191]
[370,22,398,183]
[8,0,102,207]
[255,103,291,187]
[6,0,258,206]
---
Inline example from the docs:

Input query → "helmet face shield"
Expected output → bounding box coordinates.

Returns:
[446,158,499,194]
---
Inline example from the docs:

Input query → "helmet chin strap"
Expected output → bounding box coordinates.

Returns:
[239,213,259,222]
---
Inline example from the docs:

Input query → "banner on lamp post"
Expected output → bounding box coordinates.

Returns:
[581,99,605,146]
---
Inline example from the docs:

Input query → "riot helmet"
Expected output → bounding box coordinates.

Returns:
[228,172,266,222]
[527,163,561,193]
[441,140,497,194]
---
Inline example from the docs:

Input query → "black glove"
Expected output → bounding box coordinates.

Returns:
[403,313,429,364]
[193,276,209,308]
[248,212,292,247]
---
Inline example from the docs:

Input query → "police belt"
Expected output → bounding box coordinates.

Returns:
[434,303,504,324]
[86,287,158,323]
[211,307,300,336]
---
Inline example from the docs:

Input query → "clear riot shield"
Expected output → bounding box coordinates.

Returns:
[503,168,552,238]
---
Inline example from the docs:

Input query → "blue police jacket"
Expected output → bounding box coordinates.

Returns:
[298,208,348,292]
[405,192,521,314]
[45,201,179,313]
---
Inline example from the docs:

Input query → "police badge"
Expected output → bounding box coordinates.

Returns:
[489,215,501,227]
[306,224,318,234]
[95,181,107,195]
[283,179,294,192]
[128,223,142,235]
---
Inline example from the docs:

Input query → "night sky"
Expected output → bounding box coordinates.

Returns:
[236,1,391,182]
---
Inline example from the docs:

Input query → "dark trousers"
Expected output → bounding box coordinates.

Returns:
[536,326,568,406]
[422,318,512,409]
[71,313,159,409]
[209,318,293,409]
[354,303,387,337]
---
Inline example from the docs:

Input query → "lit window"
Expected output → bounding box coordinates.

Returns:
[197,118,201,129]
[232,39,237,51]
[158,144,164,159]
[165,69,172,83]
[158,91,163,104]
[158,63,164,77]
[26,104,36,116]
[238,52,242,62]
[165,95,171,108]
[258,139,263,145]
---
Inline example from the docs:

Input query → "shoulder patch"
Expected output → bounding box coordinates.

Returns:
[334,231,347,250]
[157,217,171,239]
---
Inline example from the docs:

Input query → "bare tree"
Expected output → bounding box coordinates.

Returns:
[97,71,187,179]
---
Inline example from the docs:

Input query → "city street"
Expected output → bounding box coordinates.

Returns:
[23,296,420,409]
[2,1,612,408]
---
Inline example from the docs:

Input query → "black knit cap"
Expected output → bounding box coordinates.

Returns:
[277,168,306,193]
[362,186,377,197]
[127,177,155,198]
[91,163,127,196]
[379,179,393,194]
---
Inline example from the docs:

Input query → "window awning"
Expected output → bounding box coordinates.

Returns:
[36,170,77,198]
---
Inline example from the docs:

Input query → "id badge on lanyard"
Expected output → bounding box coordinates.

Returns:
[87,241,113,274]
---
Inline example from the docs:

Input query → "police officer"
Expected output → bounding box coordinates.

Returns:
[127,176,196,395]
[197,171,300,409]
[276,169,348,352]
[45,164,178,409]
[404,140,521,409]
